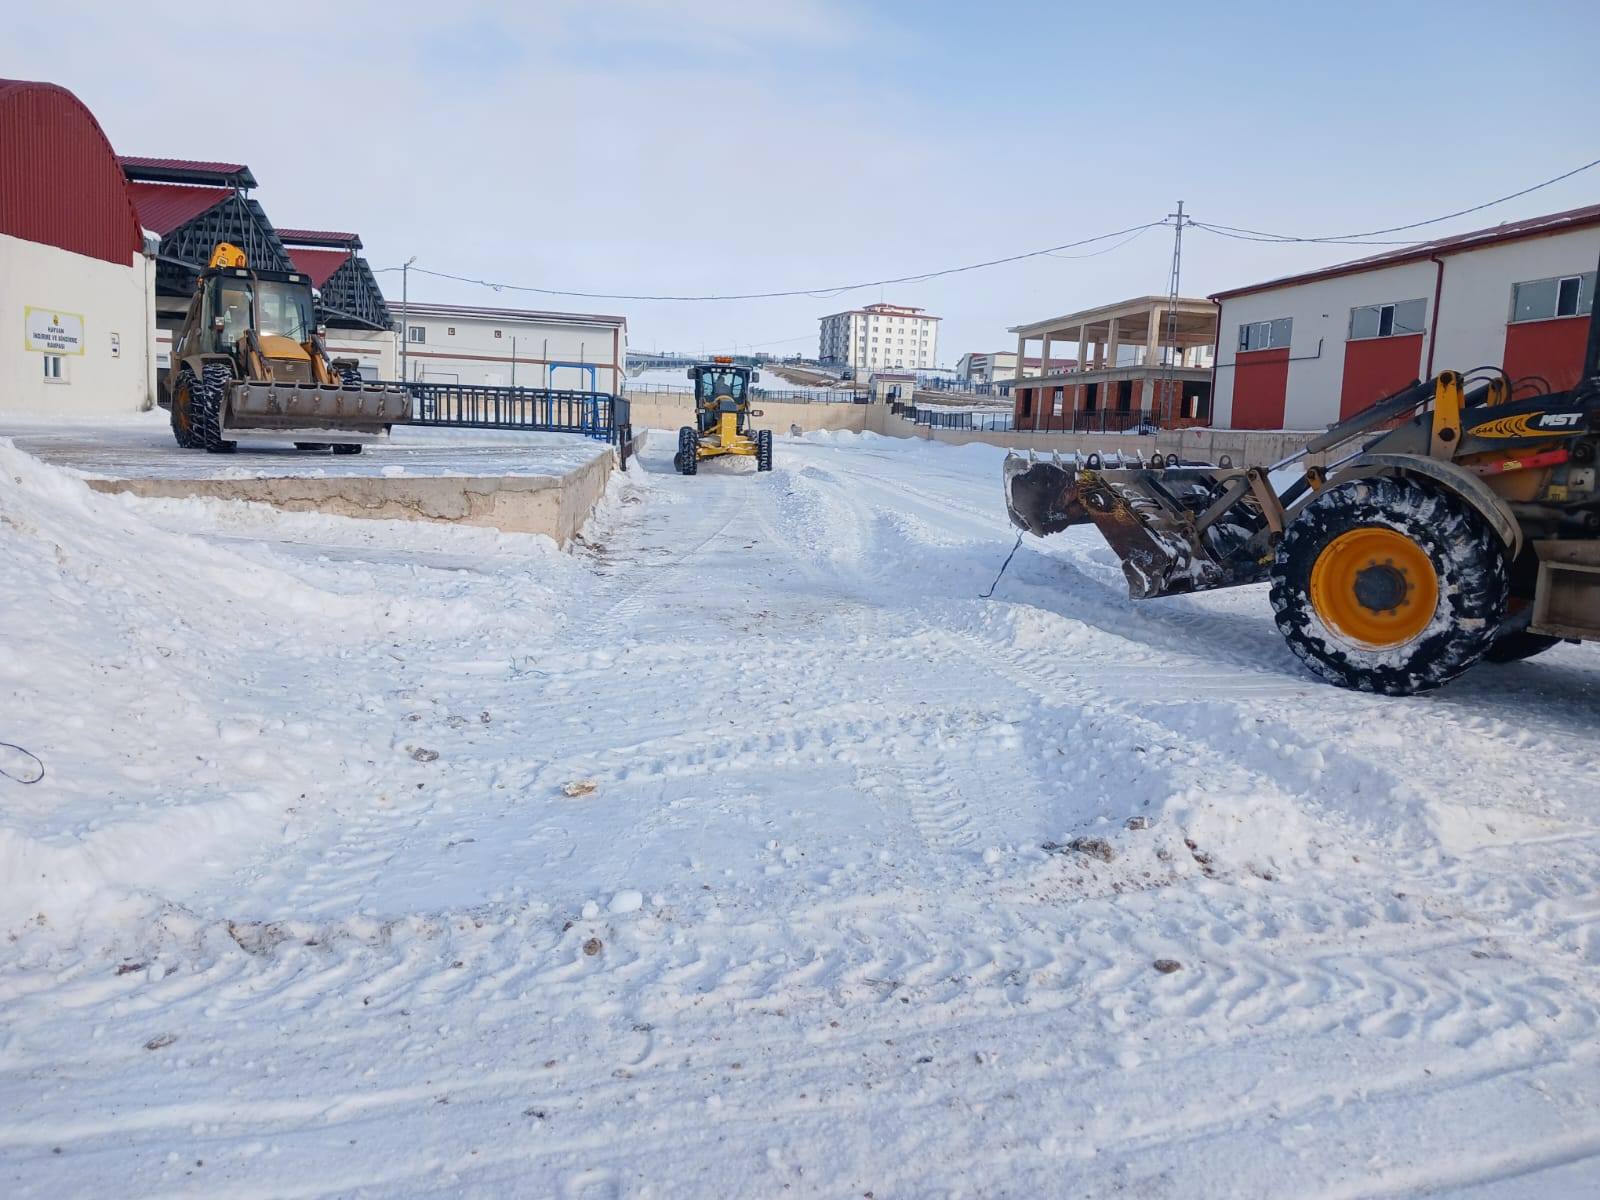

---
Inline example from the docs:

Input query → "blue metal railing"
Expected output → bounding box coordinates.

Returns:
[406,382,636,466]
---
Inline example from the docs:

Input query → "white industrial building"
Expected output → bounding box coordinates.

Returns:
[1212,204,1600,430]
[398,302,627,392]
[1,79,157,415]
[819,302,939,373]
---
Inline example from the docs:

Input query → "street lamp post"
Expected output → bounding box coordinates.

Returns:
[399,256,417,382]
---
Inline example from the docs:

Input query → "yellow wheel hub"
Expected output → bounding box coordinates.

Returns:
[1309,526,1438,649]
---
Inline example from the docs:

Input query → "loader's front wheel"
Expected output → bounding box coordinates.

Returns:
[677,426,699,475]
[1270,476,1507,695]
[756,429,773,472]
[194,361,237,454]
[170,366,204,449]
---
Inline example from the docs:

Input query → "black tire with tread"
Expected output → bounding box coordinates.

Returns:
[756,429,773,472]
[677,426,698,475]
[170,365,204,449]
[194,361,237,453]
[1269,476,1508,695]
[332,443,363,455]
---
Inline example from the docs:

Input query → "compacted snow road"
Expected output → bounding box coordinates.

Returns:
[2,427,1598,1197]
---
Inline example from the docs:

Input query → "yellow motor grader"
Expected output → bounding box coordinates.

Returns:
[674,357,773,475]
[161,243,409,453]
[1003,268,1600,695]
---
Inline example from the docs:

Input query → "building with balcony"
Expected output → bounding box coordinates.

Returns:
[819,302,939,373]
[1009,296,1217,432]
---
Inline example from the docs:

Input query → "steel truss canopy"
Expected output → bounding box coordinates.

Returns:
[119,158,392,330]
[277,229,393,332]
[122,153,291,299]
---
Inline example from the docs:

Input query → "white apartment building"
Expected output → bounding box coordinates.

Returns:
[819,302,939,373]
[398,301,627,392]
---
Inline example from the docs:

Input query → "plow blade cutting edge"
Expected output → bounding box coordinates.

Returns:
[1001,451,1280,601]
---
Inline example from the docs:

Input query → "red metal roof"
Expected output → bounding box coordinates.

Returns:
[1212,203,1600,301]
[119,155,256,189]
[125,180,232,234]
[276,228,361,248]
[0,79,143,265]
[286,246,352,288]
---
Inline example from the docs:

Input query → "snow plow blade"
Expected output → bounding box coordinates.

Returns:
[1003,451,1283,600]
[226,380,411,442]
[1002,453,1091,536]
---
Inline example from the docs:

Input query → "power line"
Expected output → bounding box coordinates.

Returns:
[375,221,1167,303]
[370,156,1600,305]
[1190,155,1600,244]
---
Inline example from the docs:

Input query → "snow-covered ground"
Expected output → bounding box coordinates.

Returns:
[2,428,1598,1197]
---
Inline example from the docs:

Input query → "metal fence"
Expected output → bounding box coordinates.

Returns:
[890,402,1016,432]
[624,384,871,404]
[407,382,636,467]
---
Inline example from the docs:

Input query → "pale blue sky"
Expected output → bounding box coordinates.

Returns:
[6,0,1598,360]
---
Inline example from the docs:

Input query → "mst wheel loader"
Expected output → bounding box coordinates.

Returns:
[674,357,773,475]
[1003,264,1600,695]
[160,243,409,453]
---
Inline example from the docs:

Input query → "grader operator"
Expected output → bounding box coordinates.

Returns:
[161,243,409,453]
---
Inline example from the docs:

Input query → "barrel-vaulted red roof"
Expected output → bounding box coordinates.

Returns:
[285,246,352,288]
[0,78,143,264]
[125,180,232,235]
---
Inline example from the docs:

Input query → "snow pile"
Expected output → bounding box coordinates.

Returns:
[0,438,570,933]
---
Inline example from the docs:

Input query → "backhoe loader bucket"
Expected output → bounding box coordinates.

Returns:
[1003,451,1279,600]
[228,379,411,441]
[1001,453,1090,536]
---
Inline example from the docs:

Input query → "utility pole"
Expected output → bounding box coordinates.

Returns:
[399,256,417,383]
[1161,202,1188,425]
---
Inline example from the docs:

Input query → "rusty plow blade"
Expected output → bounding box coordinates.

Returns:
[1002,451,1281,601]
[1002,452,1091,536]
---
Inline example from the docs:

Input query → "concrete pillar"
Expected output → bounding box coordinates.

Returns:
[1040,333,1052,381]
[1015,331,1028,380]
[1076,324,1087,375]
[1105,318,1120,369]
[1144,306,1162,368]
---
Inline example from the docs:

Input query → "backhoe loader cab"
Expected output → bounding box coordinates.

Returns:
[160,243,409,454]
[674,358,773,474]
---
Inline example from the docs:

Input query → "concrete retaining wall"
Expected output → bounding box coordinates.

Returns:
[87,450,614,545]
[627,390,1321,466]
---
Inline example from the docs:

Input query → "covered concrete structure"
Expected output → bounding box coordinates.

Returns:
[1009,296,1216,431]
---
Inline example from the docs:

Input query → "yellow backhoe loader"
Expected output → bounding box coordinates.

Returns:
[1003,257,1600,695]
[674,358,773,475]
[161,243,409,453]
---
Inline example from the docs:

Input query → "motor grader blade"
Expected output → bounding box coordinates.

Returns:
[1002,453,1091,536]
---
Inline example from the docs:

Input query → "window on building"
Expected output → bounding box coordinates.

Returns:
[494,330,503,339]
[407,326,426,344]
[1511,272,1595,323]
[42,354,65,382]
[447,327,456,336]
[1238,317,1292,352]
[1350,299,1426,340]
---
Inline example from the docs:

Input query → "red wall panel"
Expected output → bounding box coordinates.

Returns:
[1231,348,1290,429]
[1339,333,1423,419]
[1502,317,1589,395]
[0,79,142,265]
